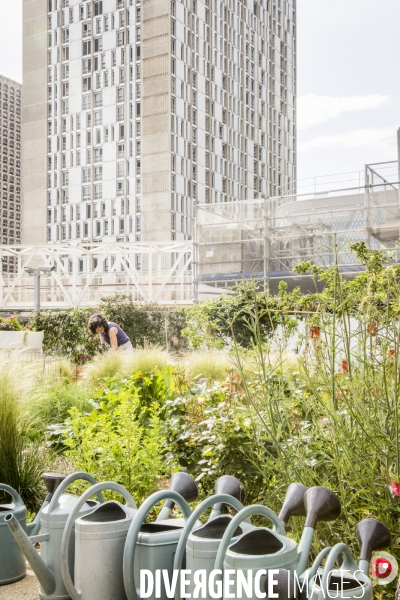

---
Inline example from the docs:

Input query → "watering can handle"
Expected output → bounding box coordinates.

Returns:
[0,484,25,510]
[318,543,360,600]
[123,490,192,600]
[303,546,332,585]
[60,481,137,600]
[214,504,286,572]
[47,471,104,513]
[172,493,245,600]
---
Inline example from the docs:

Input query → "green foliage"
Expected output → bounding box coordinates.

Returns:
[123,346,172,375]
[182,281,300,349]
[63,375,168,503]
[98,295,188,350]
[25,381,95,437]
[0,315,24,331]
[83,352,126,384]
[229,244,400,574]
[163,379,264,500]
[32,309,99,364]
[0,370,45,511]
[184,350,234,382]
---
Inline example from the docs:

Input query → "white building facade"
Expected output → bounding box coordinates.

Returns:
[22,0,296,256]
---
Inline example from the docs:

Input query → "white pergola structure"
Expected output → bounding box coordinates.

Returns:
[0,242,193,310]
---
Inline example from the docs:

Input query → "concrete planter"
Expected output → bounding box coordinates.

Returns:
[0,331,44,351]
[25,331,44,350]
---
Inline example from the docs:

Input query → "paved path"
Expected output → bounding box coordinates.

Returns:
[2,570,39,600]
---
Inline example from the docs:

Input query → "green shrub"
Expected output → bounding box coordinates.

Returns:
[98,295,189,350]
[184,350,234,382]
[0,370,45,511]
[32,309,99,364]
[181,281,299,349]
[25,380,95,435]
[163,380,263,500]
[63,377,167,503]
[0,315,24,331]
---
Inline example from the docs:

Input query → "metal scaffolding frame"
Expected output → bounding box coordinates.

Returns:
[1,161,400,309]
[194,160,400,299]
[0,242,193,310]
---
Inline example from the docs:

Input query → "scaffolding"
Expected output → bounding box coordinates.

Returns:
[194,160,400,299]
[0,242,193,310]
[1,161,400,310]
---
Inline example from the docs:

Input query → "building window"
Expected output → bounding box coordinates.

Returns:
[82,95,91,110]
[82,40,91,55]
[117,181,124,196]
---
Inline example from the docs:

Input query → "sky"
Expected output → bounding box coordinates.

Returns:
[0,0,399,192]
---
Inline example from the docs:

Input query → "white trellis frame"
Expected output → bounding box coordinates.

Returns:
[0,242,193,310]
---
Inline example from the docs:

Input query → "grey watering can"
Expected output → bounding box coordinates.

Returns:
[5,471,103,600]
[173,481,307,600]
[269,518,391,600]
[211,486,340,600]
[0,473,66,586]
[123,487,195,600]
[60,481,137,600]
[173,476,249,599]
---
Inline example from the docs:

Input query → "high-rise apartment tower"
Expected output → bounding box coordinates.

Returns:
[23,0,296,248]
[0,75,22,272]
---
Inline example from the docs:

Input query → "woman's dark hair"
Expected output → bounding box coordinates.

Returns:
[88,313,109,335]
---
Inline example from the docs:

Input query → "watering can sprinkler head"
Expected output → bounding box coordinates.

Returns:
[264,569,299,600]
[296,487,341,575]
[355,518,391,574]
[170,472,199,503]
[157,473,199,521]
[210,476,246,518]
[278,483,308,526]
[303,486,341,529]
[42,473,66,503]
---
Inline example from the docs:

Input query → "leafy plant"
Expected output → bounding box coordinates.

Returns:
[32,309,99,364]
[63,376,167,503]
[25,380,95,437]
[163,379,264,500]
[0,315,24,331]
[98,295,188,350]
[182,281,300,349]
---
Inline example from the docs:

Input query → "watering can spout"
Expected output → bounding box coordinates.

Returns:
[42,472,66,503]
[209,476,246,520]
[26,472,67,536]
[4,513,56,596]
[157,472,199,521]
[278,483,308,526]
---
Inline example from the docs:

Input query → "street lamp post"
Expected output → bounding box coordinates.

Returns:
[24,265,56,315]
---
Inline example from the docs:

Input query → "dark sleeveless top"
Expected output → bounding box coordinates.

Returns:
[102,322,130,346]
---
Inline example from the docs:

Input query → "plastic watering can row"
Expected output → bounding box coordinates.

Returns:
[169,486,340,600]
[271,518,392,600]
[2,470,203,600]
[2,472,392,600]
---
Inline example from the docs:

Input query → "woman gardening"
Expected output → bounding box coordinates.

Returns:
[88,313,133,353]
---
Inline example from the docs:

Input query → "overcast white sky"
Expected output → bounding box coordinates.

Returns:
[0,0,399,190]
